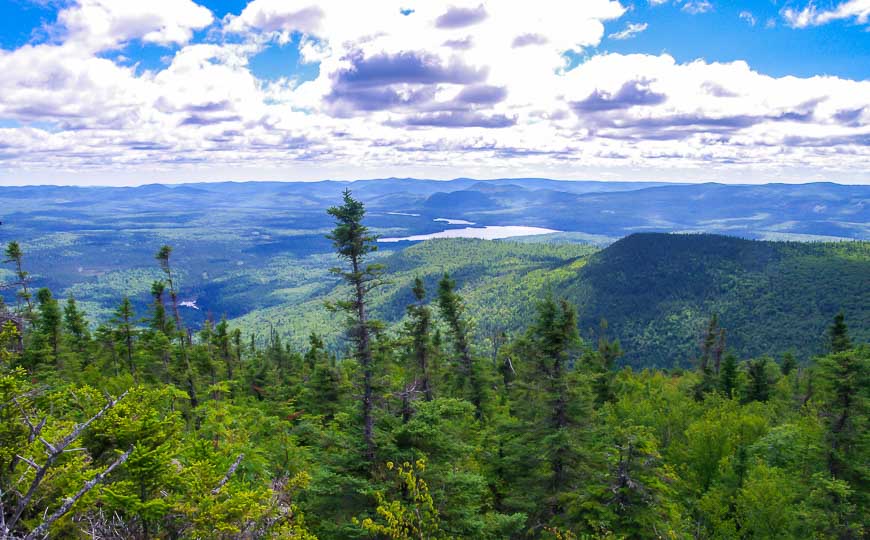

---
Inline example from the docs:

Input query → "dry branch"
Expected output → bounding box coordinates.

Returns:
[5,390,128,532]
[23,446,133,540]
[211,454,244,495]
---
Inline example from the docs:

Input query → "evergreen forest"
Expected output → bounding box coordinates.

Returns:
[0,190,867,539]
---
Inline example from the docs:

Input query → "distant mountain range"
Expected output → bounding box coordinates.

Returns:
[3,179,867,244]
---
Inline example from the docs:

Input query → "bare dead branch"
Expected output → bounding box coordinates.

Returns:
[6,390,128,532]
[211,454,244,495]
[36,438,55,454]
[23,446,133,540]
[1,486,6,538]
[14,456,39,471]
[12,399,46,444]
[74,509,133,540]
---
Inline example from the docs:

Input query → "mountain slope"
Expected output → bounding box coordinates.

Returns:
[241,233,869,367]
[563,233,869,366]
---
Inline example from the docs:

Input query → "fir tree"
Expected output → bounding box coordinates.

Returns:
[780,351,797,376]
[326,189,384,464]
[155,245,198,409]
[407,277,434,401]
[829,311,851,353]
[35,288,61,364]
[111,296,137,378]
[719,352,738,398]
[437,273,484,418]
[63,295,90,354]
[4,241,33,318]
[744,357,771,403]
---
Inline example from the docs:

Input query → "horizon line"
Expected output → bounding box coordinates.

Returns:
[1,177,868,189]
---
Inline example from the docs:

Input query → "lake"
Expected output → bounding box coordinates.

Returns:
[379,225,561,242]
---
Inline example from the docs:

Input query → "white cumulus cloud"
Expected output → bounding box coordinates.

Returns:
[58,0,214,51]
[0,0,869,185]
[783,0,870,28]
[609,22,649,40]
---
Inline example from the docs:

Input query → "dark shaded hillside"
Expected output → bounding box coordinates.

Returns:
[565,234,869,366]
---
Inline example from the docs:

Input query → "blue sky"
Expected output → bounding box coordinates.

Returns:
[597,1,870,79]
[0,0,869,185]
[4,1,869,79]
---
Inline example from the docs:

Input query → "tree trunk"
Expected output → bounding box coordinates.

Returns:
[352,256,375,464]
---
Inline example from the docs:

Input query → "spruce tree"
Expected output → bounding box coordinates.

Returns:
[817,347,868,482]
[231,328,243,369]
[780,351,797,376]
[503,295,589,522]
[149,281,170,335]
[829,312,851,353]
[4,241,33,318]
[156,246,182,338]
[538,297,581,512]
[198,317,219,398]
[303,335,341,421]
[407,277,434,401]
[214,316,233,382]
[146,281,172,382]
[35,288,61,364]
[719,352,738,398]
[326,189,383,464]
[63,295,90,354]
[95,322,119,375]
[111,296,137,378]
[436,273,484,418]
[695,315,725,399]
[155,245,198,409]
[303,332,325,375]
[744,357,771,403]
[591,318,622,405]
[699,314,719,373]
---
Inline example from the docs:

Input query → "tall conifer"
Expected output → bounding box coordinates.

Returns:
[327,189,383,464]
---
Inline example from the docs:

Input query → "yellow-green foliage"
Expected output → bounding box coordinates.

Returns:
[357,459,447,540]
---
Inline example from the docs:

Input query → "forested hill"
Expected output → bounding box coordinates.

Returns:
[562,233,870,366]
[253,233,869,368]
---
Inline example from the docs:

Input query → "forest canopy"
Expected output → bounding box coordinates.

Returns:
[0,192,867,539]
